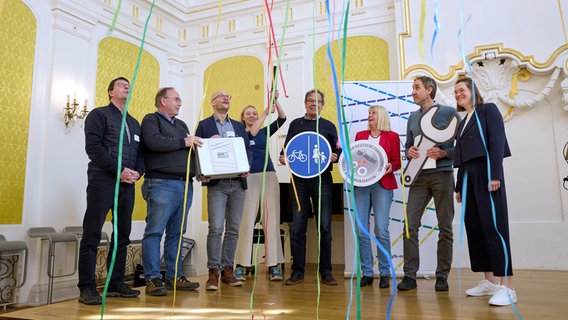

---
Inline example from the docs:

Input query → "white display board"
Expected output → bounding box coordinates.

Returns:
[195,137,250,179]
[341,81,439,278]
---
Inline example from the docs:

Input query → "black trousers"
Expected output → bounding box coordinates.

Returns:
[289,173,333,276]
[77,172,135,289]
[462,159,513,277]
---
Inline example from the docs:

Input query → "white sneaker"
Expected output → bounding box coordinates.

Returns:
[465,279,499,296]
[489,285,518,306]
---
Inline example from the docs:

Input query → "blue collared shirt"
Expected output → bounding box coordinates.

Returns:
[156,110,175,124]
[214,114,236,137]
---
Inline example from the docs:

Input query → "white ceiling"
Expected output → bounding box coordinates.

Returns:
[158,0,244,13]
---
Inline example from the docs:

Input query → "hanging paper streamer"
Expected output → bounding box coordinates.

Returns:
[418,0,426,61]
[100,1,156,319]
[430,0,440,64]
[246,2,292,318]
[557,0,568,44]
[458,2,521,317]
[264,0,290,98]
[107,0,122,35]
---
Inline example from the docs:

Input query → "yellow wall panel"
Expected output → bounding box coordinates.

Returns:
[314,36,390,182]
[0,0,35,224]
[96,37,160,221]
[200,56,265,221]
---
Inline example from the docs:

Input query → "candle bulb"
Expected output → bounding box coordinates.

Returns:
[67,95,70,104]
[84,98,88,107]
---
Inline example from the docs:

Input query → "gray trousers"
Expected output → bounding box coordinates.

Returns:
[403,171,454,280]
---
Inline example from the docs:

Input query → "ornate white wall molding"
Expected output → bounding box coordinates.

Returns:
[405,44,568,120]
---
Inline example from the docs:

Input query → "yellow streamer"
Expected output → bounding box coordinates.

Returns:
[558,0,568,44]
[418,0,426,61]
[171,0,224,316]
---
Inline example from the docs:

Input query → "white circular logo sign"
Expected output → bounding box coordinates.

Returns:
[339,140,388,187]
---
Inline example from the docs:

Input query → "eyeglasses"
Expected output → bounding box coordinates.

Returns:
[165,96,182,103]
[114,82,130,88]
[306,99,323,104]
[212,94,232,101]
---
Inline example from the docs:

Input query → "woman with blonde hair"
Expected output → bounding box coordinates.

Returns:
[354,105,401,288]
[234,91,286,281]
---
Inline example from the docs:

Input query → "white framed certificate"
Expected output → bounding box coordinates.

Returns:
[195,137,250,179]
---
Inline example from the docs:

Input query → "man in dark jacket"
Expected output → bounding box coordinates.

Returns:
[278,89,341,286]
[140,87,202,296]
[195,90,251,291]
[78,77,144,305]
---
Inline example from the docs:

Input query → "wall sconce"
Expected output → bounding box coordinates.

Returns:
[64,95,89,128]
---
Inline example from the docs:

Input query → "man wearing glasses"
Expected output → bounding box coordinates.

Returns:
[195,90,251,290]
[78,77,144,304]
[278,89,341,286]
[140,87,203,296]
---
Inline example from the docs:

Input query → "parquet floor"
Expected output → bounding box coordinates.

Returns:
[2,265,566,319]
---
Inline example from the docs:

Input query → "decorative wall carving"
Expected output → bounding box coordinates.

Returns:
[406,44,568,121]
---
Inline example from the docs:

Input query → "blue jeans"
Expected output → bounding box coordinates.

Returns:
[206,179,246,270]
[290,173,333,276]
[354,182,393,277]
[141,178,193,280]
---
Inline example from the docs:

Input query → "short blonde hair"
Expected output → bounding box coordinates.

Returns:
[368,105,391,131]
[240,105,256,124]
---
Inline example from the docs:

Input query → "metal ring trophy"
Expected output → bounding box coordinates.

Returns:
[338,140,388,187]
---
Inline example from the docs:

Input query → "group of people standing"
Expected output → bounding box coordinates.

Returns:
[76,74,517,308]
[76,78,291,305]
[355,75,516,307]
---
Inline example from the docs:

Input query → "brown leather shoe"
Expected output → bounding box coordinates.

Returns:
[145,277,167,296]
[165,275,200,291]
[221,267,243,287]
[206,268,219,291]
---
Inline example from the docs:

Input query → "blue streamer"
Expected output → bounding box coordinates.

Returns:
[472,110,521,317]
[458,3,521,316]
[327,35,396,320]
[430,0,440,64]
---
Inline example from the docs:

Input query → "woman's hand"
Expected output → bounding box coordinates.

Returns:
[488,180,500,192]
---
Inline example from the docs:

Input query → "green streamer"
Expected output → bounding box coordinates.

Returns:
[107,0,122,35]
[100,1,156,319]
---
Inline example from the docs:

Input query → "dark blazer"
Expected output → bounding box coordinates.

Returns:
[195,115,251,188]
[454,103,511,191]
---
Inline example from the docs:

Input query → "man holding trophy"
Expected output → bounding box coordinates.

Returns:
[195,90,252,291]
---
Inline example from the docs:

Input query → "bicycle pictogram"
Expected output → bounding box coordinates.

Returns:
[287,150,308,163]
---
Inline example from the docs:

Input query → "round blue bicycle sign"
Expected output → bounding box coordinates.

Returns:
[285,132,332,178]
